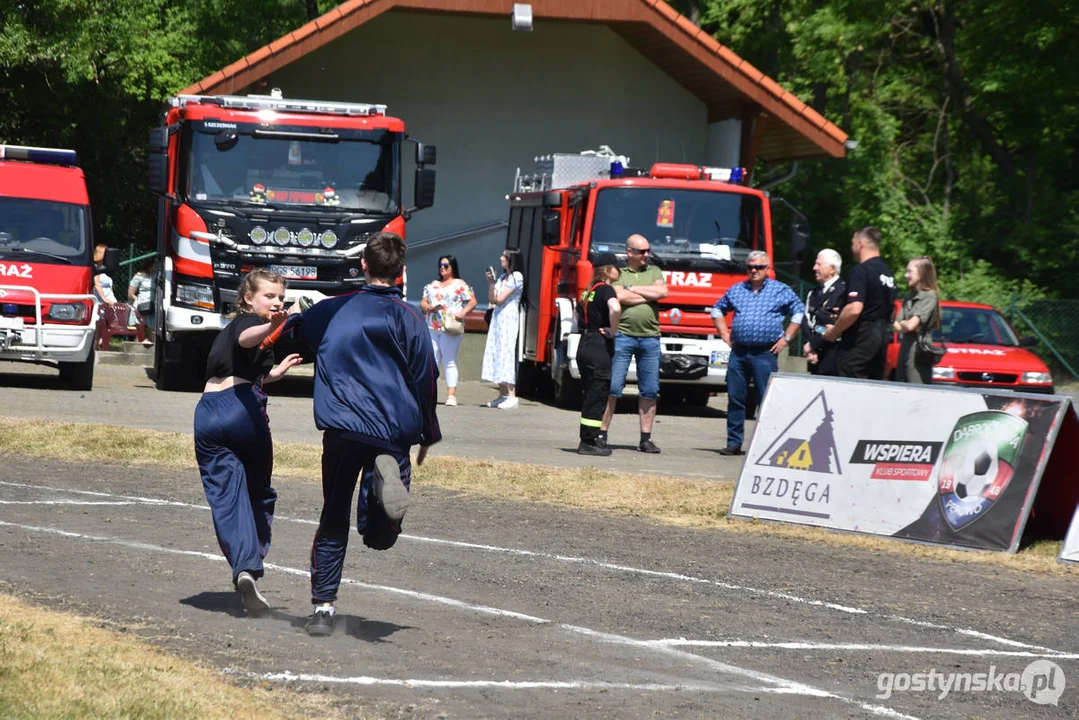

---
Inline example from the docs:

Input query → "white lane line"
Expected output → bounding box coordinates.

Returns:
[564,625,921,720]
[649,638,1079,659]
[0,516,916,717]
[0,480,1067,655]
[0,500,141,506]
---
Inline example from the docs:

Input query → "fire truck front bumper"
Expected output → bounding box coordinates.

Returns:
[568,334,730,386]
[0,320,96,364]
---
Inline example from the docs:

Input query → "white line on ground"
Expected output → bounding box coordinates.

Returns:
[0,516,917,718]
[0,479,1067,655]
[0,500,141,506]
[649,638,1079,659]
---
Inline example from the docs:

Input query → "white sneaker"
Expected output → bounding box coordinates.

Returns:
[498,396,519,410]
[444,396,457,406]
[235,571,270,618]
[486,396,506,408]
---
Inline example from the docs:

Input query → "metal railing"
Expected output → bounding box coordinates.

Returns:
[1005,295,1079,381]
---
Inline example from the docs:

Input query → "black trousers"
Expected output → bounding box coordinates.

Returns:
[808,342,840,376]
[577,331,613,443]
[835,321,889,380]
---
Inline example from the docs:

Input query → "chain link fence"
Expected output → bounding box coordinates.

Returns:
[1005,298,1079,384]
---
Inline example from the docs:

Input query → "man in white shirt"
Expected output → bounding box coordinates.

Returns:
[801,249,846,375]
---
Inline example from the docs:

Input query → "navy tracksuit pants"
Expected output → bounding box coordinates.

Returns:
[310,431,411,604]
[194,384,276,583]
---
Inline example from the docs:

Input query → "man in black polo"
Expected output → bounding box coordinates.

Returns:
[822,227,896,379]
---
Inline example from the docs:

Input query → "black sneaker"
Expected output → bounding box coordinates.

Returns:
[235,571,270,618]
[305,607,335,637]
[595,436,608,450]
[639,439,661,454]
[718,446,744,456]
[373,454,409,523]
[577,441,612,457]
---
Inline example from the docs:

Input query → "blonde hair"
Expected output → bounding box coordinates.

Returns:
[234,269,285,316]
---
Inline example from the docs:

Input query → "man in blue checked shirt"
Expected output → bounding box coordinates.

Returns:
[711,250,804,456]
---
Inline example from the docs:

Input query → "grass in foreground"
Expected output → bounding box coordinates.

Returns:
[0,591,341,720]
[0,416,1073,577]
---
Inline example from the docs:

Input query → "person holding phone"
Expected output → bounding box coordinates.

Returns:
[481,249,525,409]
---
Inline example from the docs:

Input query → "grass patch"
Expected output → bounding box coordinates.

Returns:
[0,591,343,720]
[0,416,1074,577]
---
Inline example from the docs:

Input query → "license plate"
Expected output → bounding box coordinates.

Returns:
[710,350,729,366]
[270,265,318,280]
[0,317,24,330]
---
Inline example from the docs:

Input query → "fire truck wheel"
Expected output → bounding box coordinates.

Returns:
[516,359,541,398]
[552,365,582,409]
[59,346,95,391]
[154,340,202,392]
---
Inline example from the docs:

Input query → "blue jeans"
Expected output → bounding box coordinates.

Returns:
[726,345,778,449]
[609,334,661,399]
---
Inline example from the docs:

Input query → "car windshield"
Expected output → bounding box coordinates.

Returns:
[184,126,400,214]
[0,197,88,259]
[588,187,764,264]
[937,306,1020,347]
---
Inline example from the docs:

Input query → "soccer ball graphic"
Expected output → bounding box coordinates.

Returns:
[953,440,999,500]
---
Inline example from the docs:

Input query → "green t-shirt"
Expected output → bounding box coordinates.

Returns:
[612,264,664,337]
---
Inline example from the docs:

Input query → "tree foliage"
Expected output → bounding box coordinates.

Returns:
[1,1,1074,303]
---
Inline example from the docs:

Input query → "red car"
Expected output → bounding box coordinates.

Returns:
[885,300,1054,393]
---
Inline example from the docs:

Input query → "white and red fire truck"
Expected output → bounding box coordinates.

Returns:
[508,150,800,407]
[147,90,436,390]
[0,145,118,390]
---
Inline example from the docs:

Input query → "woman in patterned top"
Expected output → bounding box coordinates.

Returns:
[420,254,476,406]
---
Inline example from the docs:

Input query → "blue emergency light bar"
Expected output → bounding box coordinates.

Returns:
[0,145,78,166]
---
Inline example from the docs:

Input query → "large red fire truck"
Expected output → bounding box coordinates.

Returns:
[147,90,436,390]
[0,145,118,390]
[508,150,803,407]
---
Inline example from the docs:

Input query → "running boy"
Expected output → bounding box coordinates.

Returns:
[193,269,303,617]
[290,231,440,636]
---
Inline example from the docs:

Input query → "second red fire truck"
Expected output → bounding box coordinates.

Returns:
[507,150,804,407]
[147,89,435,390]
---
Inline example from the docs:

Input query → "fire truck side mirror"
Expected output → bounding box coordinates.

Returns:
[414,167,436,210]
[541,209,561,246]
[790,221,810,263]
[148,153,169,196]
[103,248,121,277]
[149,127,169,153]
[415,143,437,166]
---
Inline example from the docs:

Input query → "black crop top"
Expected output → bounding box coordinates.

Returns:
[204,313,274,383]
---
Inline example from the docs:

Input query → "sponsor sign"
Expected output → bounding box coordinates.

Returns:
[730,374,1078,552]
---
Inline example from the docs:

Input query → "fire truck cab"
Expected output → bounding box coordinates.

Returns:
[147,90,435,390]
[0,145,116,390]
[509,150,782,407]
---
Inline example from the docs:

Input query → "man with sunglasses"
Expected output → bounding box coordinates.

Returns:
[601,234,668,454]
[711,251,804,456]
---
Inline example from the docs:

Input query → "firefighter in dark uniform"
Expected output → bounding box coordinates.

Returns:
[823,227,897,379]
[576,251,622,456]
[801,248,846,375]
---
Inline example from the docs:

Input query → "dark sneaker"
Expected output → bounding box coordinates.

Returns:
[577,441,612,457]
[718,446,744,456]
[373,454,409,523]
[305,607,335,637]
[639,439,661,454]
[235,571,270,618]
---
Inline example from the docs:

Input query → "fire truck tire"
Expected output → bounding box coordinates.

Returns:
[59,347,95,391]
[154,340,201,392]
[686,389,712,407]
[516,359,541,398]
[552,365,582,409]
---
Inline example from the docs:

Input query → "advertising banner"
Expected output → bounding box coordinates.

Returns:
[729,374,1077,553]
[1061,505,1079,565]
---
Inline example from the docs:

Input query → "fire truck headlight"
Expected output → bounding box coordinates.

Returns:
[176,283,215,310]
[249,226,268,245]
[48,303,87,322]
[319,230,339,249]
[297,228,315,247]
[273,227,291,246]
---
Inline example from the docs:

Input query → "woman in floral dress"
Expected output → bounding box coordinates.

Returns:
[420,254,476,406]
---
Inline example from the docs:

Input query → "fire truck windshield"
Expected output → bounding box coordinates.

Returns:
[0,197,88,262]
[590,187,764,266]
[184,126,400,214]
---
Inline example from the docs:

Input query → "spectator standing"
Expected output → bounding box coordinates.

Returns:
[894,256,941,384]
[420,254,477,406]
[575,252,621,456]
[801,249,846,375]
[822,227,896,379]
[92,244,117,305]
[481,248,525,409]
[128,258,156,344]
[712,251,804,456]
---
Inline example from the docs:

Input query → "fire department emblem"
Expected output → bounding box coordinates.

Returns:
[937,410,1027,531]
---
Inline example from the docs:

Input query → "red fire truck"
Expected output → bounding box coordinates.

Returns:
[0,145,118,390]
[508,151,803,407]
[147,90,436,390]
